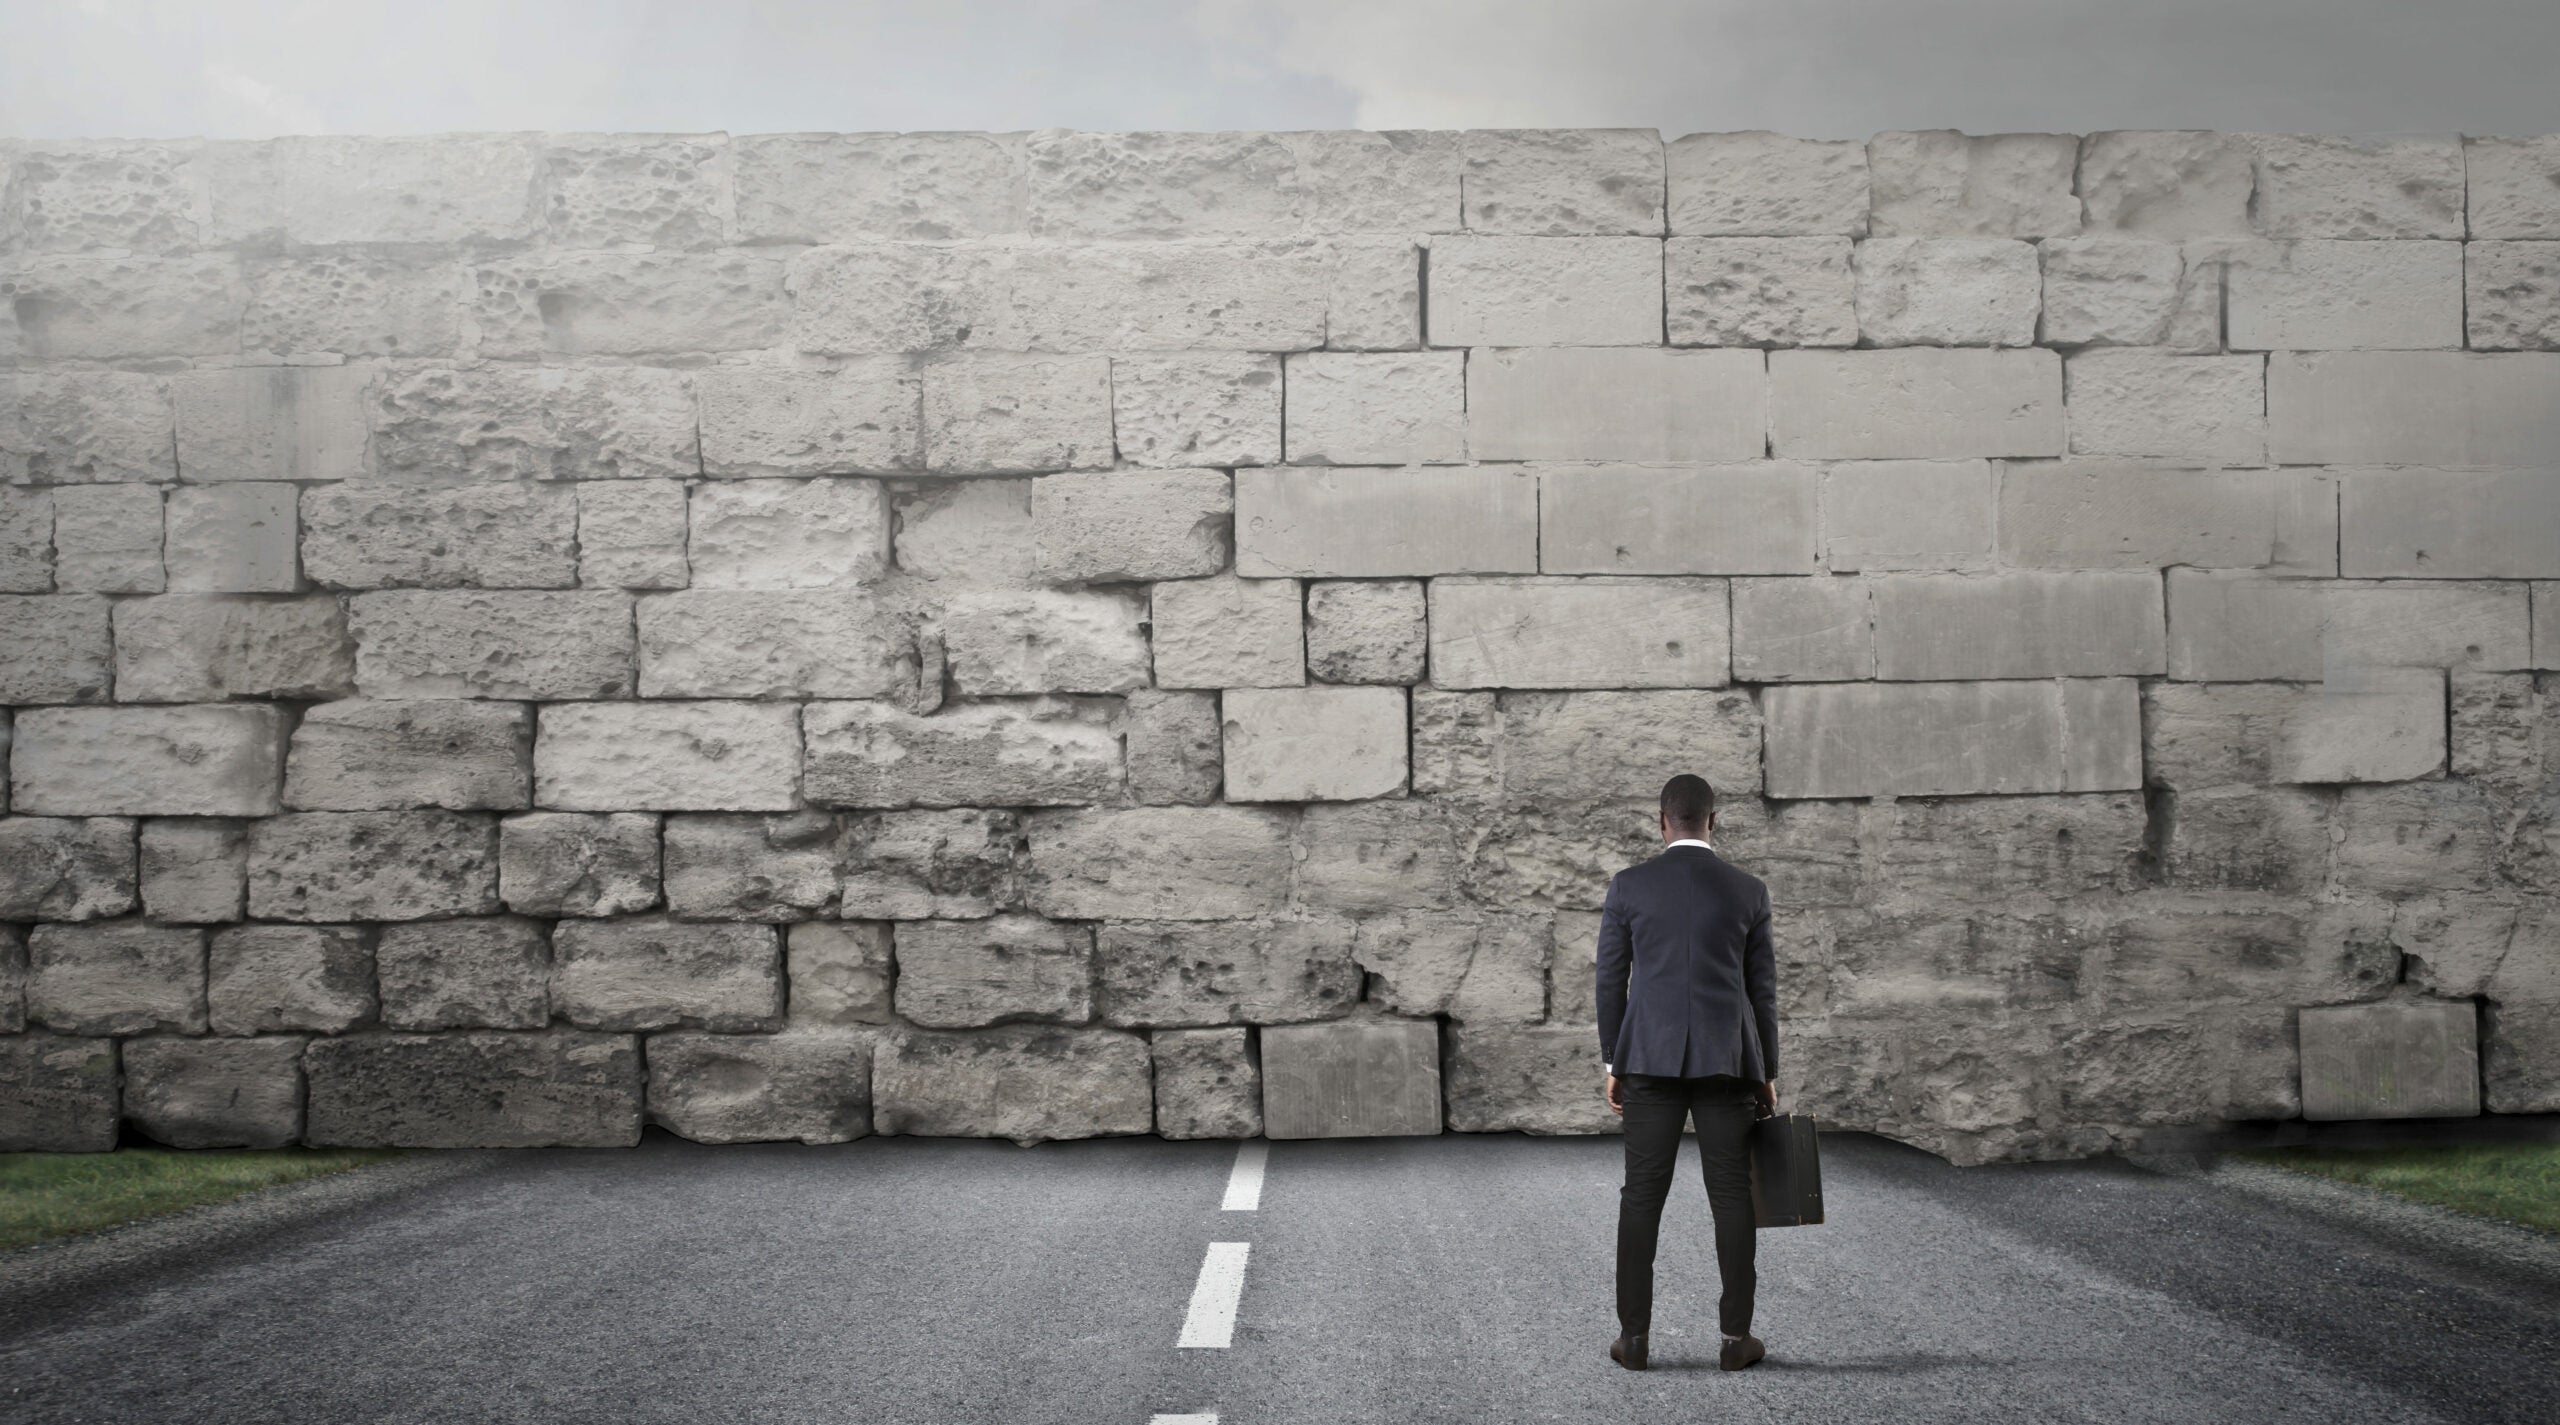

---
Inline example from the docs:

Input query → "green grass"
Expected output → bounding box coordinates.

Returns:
[2240,1142,2560,1234]
[0,1147,406,1252]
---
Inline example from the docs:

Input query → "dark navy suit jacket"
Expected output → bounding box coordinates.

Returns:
[1594,842,1779,1081]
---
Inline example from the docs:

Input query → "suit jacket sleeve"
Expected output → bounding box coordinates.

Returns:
[1746,882,1779,1081]
[1595,873,1631,1070]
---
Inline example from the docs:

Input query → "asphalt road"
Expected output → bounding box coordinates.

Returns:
[3,1130,2555,1425]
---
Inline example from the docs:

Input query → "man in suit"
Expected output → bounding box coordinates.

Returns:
[1597,772,1779,1373]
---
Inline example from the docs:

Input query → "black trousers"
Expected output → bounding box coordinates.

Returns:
[1615,1072,1760,1339]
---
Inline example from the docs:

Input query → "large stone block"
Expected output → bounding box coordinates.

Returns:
[551,916,782,1033]
[2334,780,2507,896]
[894,915,1093,1028]
[2340,469,2560,579]
[1666,132,1868,236]
[1459,129,1662,235]
[1020,131,1308,239]
[1024,806,1294,920]
[2466,135,2560,240]
[1536,464,1815,575]
[1031,469,1231,583]
[369,366,699,484]
[838,808,1020,919]
[804,697,1121,809]
[2299,1002,2480,1119]
[1820,460,1995,573]
[0,925,17,1034]
[2226,240,2464,350]
[1423,236,1662,346]
[2062,352,2266,463]
[5,254,244,359]
[350,590,636,700]
[941,588,1148,695]
[1354,909,1550,1023]
[2267,352,2560,465]
[240,249,464,362]
[0,1035,119,1151]
[662,812,846,921]
[1764,679,2141,798]
[1,371,178,485]
[1871,571,2165,680]
[1443,1024,1618,1134]
[0,816,136,921]
[1221,686,1407,802]
[1998,462,2333,573]
[1427,576,1731,688]
[1769,348,2064,459]
[1095,918,1360,1028]
[694,362,920,478]
[49,483,162,591]
[2076,131,2255,237]
[1852,237,2041,346]
[873,1024,1153,1144]
[647,1030,875,1145]
[207,924,373,1035]
[733,131,1027,242]
[1732,575,1873,681]
[168,365,368,484]
[2244,133,2464,239]
[1152,1028,1262,1139]
[377,917,550,1031]
[303,1030,642,1149]
[8,140,202,253]
[112,595,352,703]
[122,1035,305,1150]
[0,594,110,703]
[1871,794,2147,902]
[1663,236,1858,347]
[284,700,531,812]
[498,811,662,917]
[2467,240,2560,351]
[139,818,245,923]
[787,921,895,1027]
[1234,466,1536,578]
[2165,572,2533,681]
[1293,800,1467,913]
[2036,237,2218,349]
[1109,353,1283,468]
[471,251,789,358]
[13,705,285,816]
[1150,575,1304,689]
[1467,348,1766,462]
[1867,131,2079,237]
[889,478,1035,586]
[1283,351,1465,466]
[2538,584,2559,670]
[164,484,297,594]
[2155,785,2334,894]
[534,701,802,812]
[686,478,889,589]
[303,484,578,591]
[920,352,1114,474]
[1306,580,1425,686]
[577,481,688,590]
[245,810,499,921]
[539,133,729,248]
[1123,690,1223,806]
[0,488,47,591]
[637,590,911,699]
[2146,675,2447,788]
[1491,688,1765,803]
[200,134,539,244]
[1261,1018,1442,1139]
[28,921,203,1035]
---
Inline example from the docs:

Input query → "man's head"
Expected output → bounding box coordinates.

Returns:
[1658,773,1715,843]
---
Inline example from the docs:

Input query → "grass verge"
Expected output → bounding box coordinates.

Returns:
[0,1147,406,1252]
[2239,1141,2560,1234]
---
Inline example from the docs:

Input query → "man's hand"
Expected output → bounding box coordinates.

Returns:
[1605,1074,1623,1116]
[1758,1078,1780,1115]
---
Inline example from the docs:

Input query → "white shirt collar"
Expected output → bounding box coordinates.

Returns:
[1667,837,1711,849]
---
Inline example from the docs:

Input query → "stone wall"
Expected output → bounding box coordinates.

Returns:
[1,128,2555,1165]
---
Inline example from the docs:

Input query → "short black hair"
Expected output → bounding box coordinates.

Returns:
[1660,774,1715,833]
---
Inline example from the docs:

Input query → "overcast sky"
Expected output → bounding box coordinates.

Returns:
[4,0,2557,141]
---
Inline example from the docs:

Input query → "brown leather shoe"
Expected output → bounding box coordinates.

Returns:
[1719,1334,1766,1371]
[1609,1331,1649,1370]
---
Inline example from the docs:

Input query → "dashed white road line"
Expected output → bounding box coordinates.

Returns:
[1222,1140,1268,1211]
[1148,1416,1218,1424]
[1177,1241,1252,1348]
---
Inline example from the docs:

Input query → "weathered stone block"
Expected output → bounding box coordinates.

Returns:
[0,926,18,1034]
[647,1030,876,1145]
[1769,348,2064,459]
[1666,132,1868,237]
[284,700,531,812]
[1497,688,1766,801]
[1427,576,1730,689]
[1124,690,1223,806]
[2244,134,2464,239]
[1469,348,1767,462]
[2063,352,2266,463]
[1294,800,1466,913]
[169,365,368,483]
[2267,351,2560,465]
[6,254,244,359]
[377,917,549,1031]
[139,818,245,923]
[0,488,48,592]
[28,921,204,1035]
[889,478,1034,585]
[1152,1028,1262,1139]
[1537,464,1814,574]
[663,812,846,921]
[1871,571,2164,680]
[2225,240,2462,350]
[0,1034,119,1151]
[7,141,202,253]
[577,480,687,590]
[1024,806,1294,920]
[13,705,286,816]
[1459,129,1662,235]
[1150,576,1304,689]
[1109,353,1283,468]
[245,810,499,921]
[1021,130,1304,239]
[1095,918,1360,1028]
[2537,584,2559,670]
[2341,469,2560,579]
[1867,131,2079,237]
[839,808,1020,919]
[873,1024,1152,1144]
[1031,469,1231,583]
[1733,576,1873,681]
[2485,1000,2560,1115]
[113,595,352,703]
[1295,131,1466,233]
[686,478,890,589]
[540,133,729,248]
[694,362,922,478]
[1,371,177,485]
[241,253,462,360]
[1998,462,2333,573]
[804,697,1120,809]
[1853,237,2041,346]
[122,1035,306,1150]
[499,811,660,917]
[2467,241,2560,351]
[1821,459,1995,572]
[1354,910,1549,1023]
[2466,135,2560,240]
[637,590,910,699]
[1870,794,2145,902]
[942,588,1148,694]
[1283,350,1464,466]
[1221,686,1406,802]
[352,590,636,700]
[894,915,1092,1028]
[1765,679,2141,798]
[2036,237,2219,349]
[0,816,136,921]
[534,701,801,812]
[1663,236,1858,347]
[787,921,895,1027]
[1261,1019,1442,1139]
[551,916,782,1032]
[201,134,539,245]
[165,484,297,593]
[471,251,789,358]
[2146,676,2447,788]
[2164,572,2532,681]
[49,483,162,591]
[1444,1024,1618,1134]
[303,484,578,591]
[1234,466,1536,578]
[733,131,1027,242]
[207,924,372,1035]
[2077,131,2255,237]
[1423,236,1662,346]
[303,1030,642,1149]
[2156,785,2333,893]
[0,594,110,702]
[2299,1002,2480,1119]
[1306,580,1425,685]
[921,353,1114,474]
[369,366,699,484]
[2335,780,2506,895]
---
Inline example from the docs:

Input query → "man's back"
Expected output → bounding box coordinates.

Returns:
[1593,843,1779,1084]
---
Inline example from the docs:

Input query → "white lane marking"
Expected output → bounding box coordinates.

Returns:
[1149,1416,1218,1424]
[1222,1139,1268,1211]
[1177,1241,1252,1348]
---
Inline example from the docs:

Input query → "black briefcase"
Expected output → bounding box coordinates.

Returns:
[1748,1111,1825,1228]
